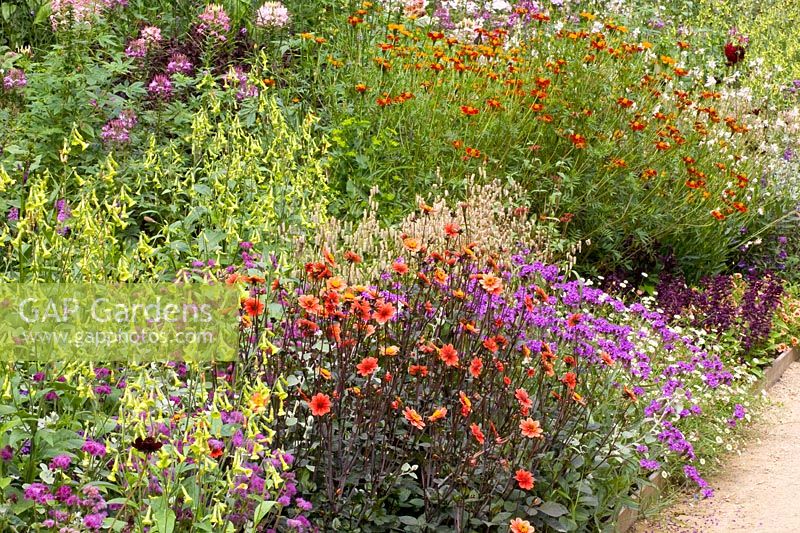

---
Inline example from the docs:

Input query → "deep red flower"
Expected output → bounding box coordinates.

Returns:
[132,436,163,454]
[724,42,745,65]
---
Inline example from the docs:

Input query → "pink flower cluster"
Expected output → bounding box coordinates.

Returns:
[255,2,291,28]
[49,0,126,31]
[166,52,193,75]
[125,25,162,58]
[147,74,173,100]
[198,4,231,42]
[2,68,27,90]
[101,109,137,144]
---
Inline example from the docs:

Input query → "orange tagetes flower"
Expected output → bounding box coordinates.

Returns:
[402,237,422,252]
[298,294,321,314]
[428,407,447,422]
[460,105,479,116]
[561,372,577,390]
[308,393,332,416]
[478,273,503,295]
[373,300,396,325]
[444,222,461,237]
[470,423,485,444]
[514,469,535,490]
[459,391,472,416]
[520,418,543,438]
[439,343,459,366]
[243,297,265,317]
[356,357,379,377]
[409,364,428,377]
[469,357,483,378]
[510,518,535,533]
[515,388,532,410]
[404,407,426,430]
[569,133,587,149]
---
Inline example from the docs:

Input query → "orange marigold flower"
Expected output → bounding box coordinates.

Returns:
[402,237,422,252]
[561,372,577,390]
[382,345,399,356]
[469,357,483,378]
[460,105,479,116]
[711,209,725,220]
[569,133,587,149]
[444,222,462,237]
[623,386,638,402]
[630,120,646,131]
[459,391,472,416]
[298,294,321,314]
[427,31,444,41]
[486,98,502,109]
[308,393,332,416]
[510,518,535,533]
[356,357,379,377]
[470,423,485,444]
[654,140,670,150]
[567,313,583,327]
[482,337,499,353]
[439,343,459,366]
[404,407,426,430]
[326,276,346,292]
[478,273,503,294]
[515,469,535,490]
[243,297,265,317]
[344,250,362,264]
[409,364,428,377]
[465,146,481,158]
[515,388,532,410]
[616,97,634,108]
[373,300,397,325]
[520,418,543,438]
[428,407,447,422]
[392,260,409,275]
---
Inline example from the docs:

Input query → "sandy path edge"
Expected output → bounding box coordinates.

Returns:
[634,362,800,533]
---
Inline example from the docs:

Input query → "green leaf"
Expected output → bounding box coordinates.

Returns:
[538,501,568,517]
[152,502,176,533]
[1,3,17,21]
[398,516,418,526]
[253,500,276,526]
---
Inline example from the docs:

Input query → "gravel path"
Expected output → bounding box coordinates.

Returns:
[635,362,800,533]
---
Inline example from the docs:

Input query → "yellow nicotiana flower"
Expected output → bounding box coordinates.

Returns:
[142,506,153,526]
[209,502,227,526]
[180,484,193,505]
[1,373,12,400]
[107,455,120,482]
[156,450,171,470]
